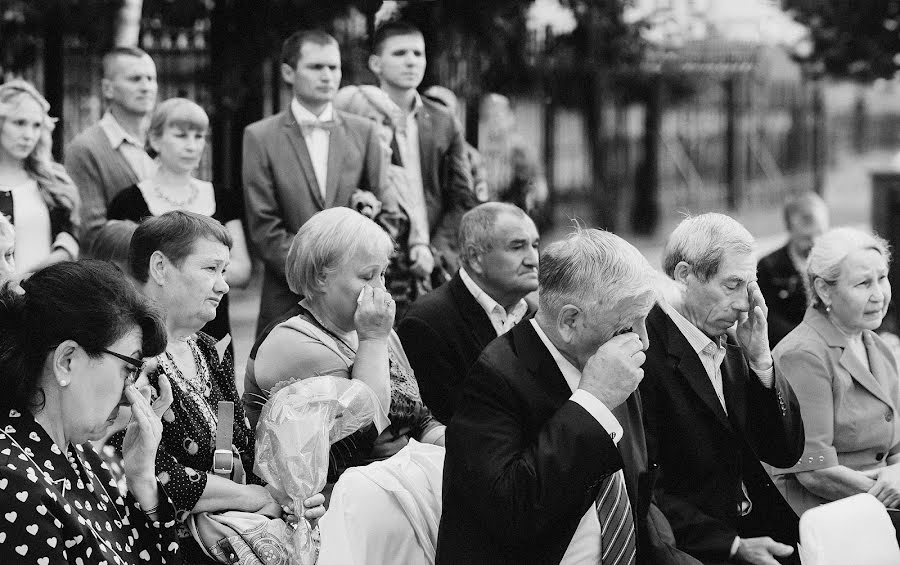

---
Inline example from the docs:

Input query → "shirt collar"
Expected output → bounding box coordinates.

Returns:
[408,91,423,117]
[459,267,528,325]
[99,111,144,149]
[291,99,334,125]
[659,299,726,358]
[529,319,581,393]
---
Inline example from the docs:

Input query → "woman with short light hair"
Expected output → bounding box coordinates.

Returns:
[773,226,900,517]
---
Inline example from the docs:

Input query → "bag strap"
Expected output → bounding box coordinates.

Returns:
[213,401,234,478]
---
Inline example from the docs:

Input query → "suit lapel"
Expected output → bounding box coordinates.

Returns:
[282,112,324,209]
[448,273,498,350]
[416,109,435,193]
[722,339,748,430]
[658,307,735,433]
[325,113,347,208]
[512,321,573,405]
[867,333,900,405]
[806,308,893,407]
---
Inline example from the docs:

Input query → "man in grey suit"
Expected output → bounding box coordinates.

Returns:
[369,21,476,277]
[243,30,384,335]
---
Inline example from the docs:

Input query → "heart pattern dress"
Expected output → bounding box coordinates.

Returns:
[0,407,181,564]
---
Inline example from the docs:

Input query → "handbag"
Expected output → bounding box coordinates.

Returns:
[186,401,302,565]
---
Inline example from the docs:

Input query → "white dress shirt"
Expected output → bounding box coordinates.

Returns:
[459,267,529,336]
[291,99,332,200]
[530,319,627,564]
[394,93,430,247]
[659,300,775,556]
[99,111,156,181]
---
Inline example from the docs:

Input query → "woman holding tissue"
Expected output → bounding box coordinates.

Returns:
[250,207,446,564]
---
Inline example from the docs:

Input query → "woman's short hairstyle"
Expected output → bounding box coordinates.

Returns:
[458,202,529,268]
[285,207,393,297]
[147,97,209,155]
[662,213,755,281]
[806,226,891,310]
[0,260,166,411]
[128,211,232,283]
[86,219,137,267]
[0,80,79,219]
[539,225,656,316]
[333,85,400,125]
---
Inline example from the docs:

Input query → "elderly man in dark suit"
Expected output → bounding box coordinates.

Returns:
[641,213,804,565]
[368,20,476,277]
[243,30,384,335]
[397,202,539,422]
[757,192,829,347]
[438,227,700,565]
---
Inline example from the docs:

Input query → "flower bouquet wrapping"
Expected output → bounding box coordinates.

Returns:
[254,376,389,564]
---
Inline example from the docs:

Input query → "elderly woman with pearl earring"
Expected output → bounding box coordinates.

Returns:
[772,227,900,517]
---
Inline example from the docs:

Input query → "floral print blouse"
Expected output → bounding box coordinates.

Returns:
[0,407,180,564]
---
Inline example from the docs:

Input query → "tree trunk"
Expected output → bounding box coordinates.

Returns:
[113,0,143,47]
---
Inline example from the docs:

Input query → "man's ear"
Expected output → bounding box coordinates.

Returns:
[101,78,113,101]
[368,54,382,77]
[556,305,580,344]
[281,63,296,85]
[465,245,484,276]
[672,261,693,285]
[148,250,169,286]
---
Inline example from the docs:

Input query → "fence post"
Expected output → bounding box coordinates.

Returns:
[43,3,65,162]
[812,79,825,194]
[725,74,745,210]
[542,67,556,229]
[632,73,661,235]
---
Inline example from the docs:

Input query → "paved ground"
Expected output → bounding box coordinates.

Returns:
[227,149,897,391]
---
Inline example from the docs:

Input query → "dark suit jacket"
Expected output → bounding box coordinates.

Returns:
[242,108,383,334]
[758,245,807,347]
[437,320,700,565]
[416,98,477,271]
[397,272,534,422]
[641,304,804,563]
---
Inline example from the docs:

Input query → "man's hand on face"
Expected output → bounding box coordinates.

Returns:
[735,281,773,369]
[578,332,647,410]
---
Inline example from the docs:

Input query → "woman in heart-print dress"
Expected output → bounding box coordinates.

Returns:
[0,261,181,564]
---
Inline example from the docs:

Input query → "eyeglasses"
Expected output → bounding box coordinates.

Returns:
[100,348,144,385]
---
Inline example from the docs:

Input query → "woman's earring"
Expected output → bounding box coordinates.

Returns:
[59,380,69,387]
[825,304,831,313]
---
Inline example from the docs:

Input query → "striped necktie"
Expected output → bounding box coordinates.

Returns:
[596,470,636,565]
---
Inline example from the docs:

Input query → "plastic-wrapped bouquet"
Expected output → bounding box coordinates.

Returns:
[254,376,389,564]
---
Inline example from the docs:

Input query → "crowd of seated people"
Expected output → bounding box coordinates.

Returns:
[4,16,900,565]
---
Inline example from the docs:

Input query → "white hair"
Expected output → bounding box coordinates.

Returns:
[662,213,755,281]
[806,226,891,310]
[285,207,393,297]
[538,226,656,316]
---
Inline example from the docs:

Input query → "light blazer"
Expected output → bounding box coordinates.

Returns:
[641,304,804,563]
[772,307,900,516]
[242,108,383,334]
[396,271,535,423]
[415,98,477,271]
[437,320,700,565]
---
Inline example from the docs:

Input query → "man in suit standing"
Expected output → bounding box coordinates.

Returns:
[641,213,804,565]
[397,202,539,423]
[243,30,384,334]
[66,46,158,255]
[438,227,700,565]
[368,21,476,279]
[757,192,829,347]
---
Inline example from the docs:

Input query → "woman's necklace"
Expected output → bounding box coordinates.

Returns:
[153,180,199,208]
[161,337,218,436]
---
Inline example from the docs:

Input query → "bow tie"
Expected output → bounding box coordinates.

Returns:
[299,120,337,135]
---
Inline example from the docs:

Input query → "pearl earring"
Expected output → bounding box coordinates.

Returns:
[59,380,69,387]
[825,305,831,313]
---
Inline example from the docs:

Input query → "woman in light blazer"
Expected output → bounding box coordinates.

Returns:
[772,226,900,515]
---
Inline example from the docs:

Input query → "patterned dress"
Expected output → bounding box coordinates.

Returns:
[0,407,180,564]
[110,332,258,564]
